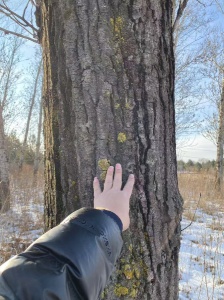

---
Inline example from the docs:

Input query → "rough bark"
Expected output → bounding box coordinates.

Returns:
[215,82,224,190]
[0,105,10,212]
[40,0,183,299]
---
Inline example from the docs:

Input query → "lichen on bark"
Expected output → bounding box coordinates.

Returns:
[40,0,183,298]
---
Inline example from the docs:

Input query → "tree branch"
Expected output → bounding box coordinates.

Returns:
[30,0,38,7]
[173,0,189,33]
[0,27,38,43]
[0,8,35,37]
[0,3,38,33]
[215,0,224,14]
[22,0,31,19]
[195,0,206,7]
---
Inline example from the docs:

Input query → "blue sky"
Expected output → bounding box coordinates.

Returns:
[1,0,223,161]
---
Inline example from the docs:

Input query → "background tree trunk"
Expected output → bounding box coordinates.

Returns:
[0,37,20,213]
[0,105,10,212]
[40,0,183,299]
[19,60,42,170]
[215,82,224,190]
[33,87,43,185]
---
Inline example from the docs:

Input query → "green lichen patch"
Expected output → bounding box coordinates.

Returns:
[101,290,105,299]
[110,16,124,42]
[130,288,137,298]
[123,264,134,279]
[113,238,152,298]
[114,285,129,297]
[98,159,110,171]
[117,132,127,143]
[134,266,140,279]
[104,91,111,97]
[125,102,131,109]
[98,159,111,181]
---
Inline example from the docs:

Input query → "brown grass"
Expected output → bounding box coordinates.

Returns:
[0,165,44,264]
[178,171,224,216]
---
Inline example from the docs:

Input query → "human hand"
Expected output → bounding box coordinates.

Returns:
[93,163,135,231]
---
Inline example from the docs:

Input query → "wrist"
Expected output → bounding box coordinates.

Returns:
[96,209,123,232]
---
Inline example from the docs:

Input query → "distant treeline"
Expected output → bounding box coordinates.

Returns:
[5,133,216,172]
[5,133,43,167]
[177,159,216,172]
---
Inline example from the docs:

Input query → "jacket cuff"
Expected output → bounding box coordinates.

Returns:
[101,210,123,232]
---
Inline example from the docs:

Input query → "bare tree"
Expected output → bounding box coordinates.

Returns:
[19,59,42,170]
[216,82,224,188]
[0,34,23,212]
[33,84,43,183]
[213,0,224,189]
[173,0,215,142]
[173,0,189,35]
[0,0,39,43]
[200,28,224,189]
[214,0,224,14]
[0,105,10,212]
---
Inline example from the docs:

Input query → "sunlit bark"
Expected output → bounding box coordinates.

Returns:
[40,1,183,299]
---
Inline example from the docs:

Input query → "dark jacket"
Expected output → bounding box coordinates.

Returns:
[0,208,123,300]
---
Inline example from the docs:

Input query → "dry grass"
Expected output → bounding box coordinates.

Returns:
[178,171,224,216]
[207,216,224,231]
[0,165,44,264]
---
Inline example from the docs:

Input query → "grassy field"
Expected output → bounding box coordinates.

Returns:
[0,167,223,298]
[178,171,224,299]
[0,165,44,263]
[178,171,223,217]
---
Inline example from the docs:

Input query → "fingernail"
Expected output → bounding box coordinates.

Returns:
[116,163,121,169]
[130,174,134,179]
[108,166,114,171]
[94,177,98,182]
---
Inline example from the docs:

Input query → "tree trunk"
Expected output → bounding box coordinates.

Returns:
[215,82,224,190]
[19,60,42,170]
[0,105,10,212]
[33,87,43,185]
[40,1,183,299]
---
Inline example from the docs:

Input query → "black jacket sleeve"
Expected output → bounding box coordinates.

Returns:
[0,208,123,300]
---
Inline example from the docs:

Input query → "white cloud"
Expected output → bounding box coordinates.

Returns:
[177,135,216,162]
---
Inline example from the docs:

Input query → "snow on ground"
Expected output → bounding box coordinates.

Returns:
[0,182,44,264]
[179,210,224,300]
[0,185,224,299]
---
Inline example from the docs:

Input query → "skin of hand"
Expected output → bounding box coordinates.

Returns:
[93,163,135,231]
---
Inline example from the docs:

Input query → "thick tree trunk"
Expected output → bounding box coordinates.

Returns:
[215,82,224,190]
[40,1,183,299]
[0,105,10,212]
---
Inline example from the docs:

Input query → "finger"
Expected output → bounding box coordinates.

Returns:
[112,163,122,190]
[93,177,101,197]
[123,174,135,198]
[103,166,114,191]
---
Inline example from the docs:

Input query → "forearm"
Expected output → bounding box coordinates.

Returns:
[0,208,123,300]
